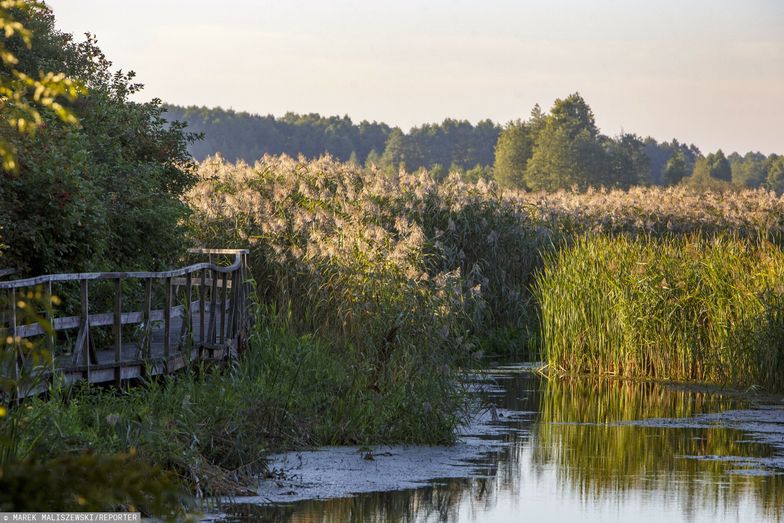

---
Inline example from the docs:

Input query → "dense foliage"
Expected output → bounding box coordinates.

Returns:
[0,1,81,172]
[0,6,196,276]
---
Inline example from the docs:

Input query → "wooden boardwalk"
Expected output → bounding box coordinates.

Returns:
[0,249,252,399]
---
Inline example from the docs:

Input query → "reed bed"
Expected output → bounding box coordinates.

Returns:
[188,155,549,356]
[512,185,784,239]
[188,156,784,391]
[536,235,784,389]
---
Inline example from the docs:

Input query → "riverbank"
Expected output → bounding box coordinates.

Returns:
[213,366,784,522]
[2,311,469,513]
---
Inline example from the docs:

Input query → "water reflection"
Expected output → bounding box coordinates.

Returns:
[219,373,784,522]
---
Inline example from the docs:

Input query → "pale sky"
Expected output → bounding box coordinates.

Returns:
[47,0,783,154]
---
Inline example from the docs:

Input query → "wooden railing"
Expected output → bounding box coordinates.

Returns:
[0,248,251,399]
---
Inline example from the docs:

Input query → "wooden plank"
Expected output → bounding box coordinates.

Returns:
[10,288,20,402]
[199,268,206,346]
[183,272,192,349]
[227,270,238,339]
[14,303,196,338]
[44,281,55,364]
[172,277,232,288]
[188,248,249,255]
[0,257,243,290]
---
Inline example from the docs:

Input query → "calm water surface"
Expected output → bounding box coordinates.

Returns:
[215,368,784,522]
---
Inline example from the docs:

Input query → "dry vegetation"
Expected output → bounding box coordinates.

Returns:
[189,155,784,391]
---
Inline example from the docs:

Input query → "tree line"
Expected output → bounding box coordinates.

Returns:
[165,105,502,178]
[168,98,782,192]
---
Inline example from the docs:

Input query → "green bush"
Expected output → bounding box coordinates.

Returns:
[0,6,196,275]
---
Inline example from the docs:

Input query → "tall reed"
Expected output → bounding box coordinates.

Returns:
[188,155,550,356]
[536,235,784,389]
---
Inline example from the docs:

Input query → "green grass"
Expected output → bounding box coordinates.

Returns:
[2,304,467,513]
[535,234,784,390]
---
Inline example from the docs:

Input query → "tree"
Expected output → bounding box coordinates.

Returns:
[604,133,650,189]
[767,156,784,193]
[524,93,607,191]
[524,125,606,191]
[0,1,82,171]
[549,92,599,139]
[493,120,532,189]
[730,152,767,188]
[380,128,406,173]
[686,156,732,191]
[705,150,732,181]
[663,149,689,186]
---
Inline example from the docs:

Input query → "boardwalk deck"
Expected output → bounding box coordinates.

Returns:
[51,309,233,386]
[1,249,252,400]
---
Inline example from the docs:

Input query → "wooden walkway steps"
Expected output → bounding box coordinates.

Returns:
[0,248,252,400]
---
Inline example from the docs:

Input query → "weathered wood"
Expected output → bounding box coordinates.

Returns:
[220,272,228,343]
[10,288,20,402]
[141,278,153,359]
[3,249,252,399]
[44,281,55,361]
[227,271,238,339]
[172,277,232,288]
[163,277,172,368]
[188,248,250,255]
[0,257,245,290]
[199,268,206,350]
[113,278,122,387]
[14,302,196,338]
[181,272,193,351]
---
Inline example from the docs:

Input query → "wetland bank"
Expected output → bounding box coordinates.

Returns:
[216,368,784,522]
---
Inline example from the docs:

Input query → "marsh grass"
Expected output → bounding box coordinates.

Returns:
[536,235,784,389]
[188,155,550,358]
[10,303,467,506]
[188,156,784,386]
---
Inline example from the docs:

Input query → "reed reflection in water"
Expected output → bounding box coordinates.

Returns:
[222,372,784,522]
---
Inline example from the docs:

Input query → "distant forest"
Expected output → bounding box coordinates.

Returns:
[164,105,500,174]
[165,95,783,191]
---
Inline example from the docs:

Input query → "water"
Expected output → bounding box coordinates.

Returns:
[211,367,784,522]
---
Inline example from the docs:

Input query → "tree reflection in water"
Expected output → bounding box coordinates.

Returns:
[220,373,784,522]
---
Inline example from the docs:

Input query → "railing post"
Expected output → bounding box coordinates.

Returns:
[79,280,92,377]
[220,272,228,343]
[228,268,238,339]
[183,272,193,352]
[209,269,218,345]
[113,277,122,388]
[163,277,172,370]
[45,281,55,370]
[10,288,20,404]
[199,268,206,347]
[142,278,152,359]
